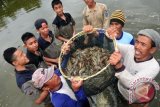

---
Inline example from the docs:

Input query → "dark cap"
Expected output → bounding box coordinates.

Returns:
[34,18,48,30]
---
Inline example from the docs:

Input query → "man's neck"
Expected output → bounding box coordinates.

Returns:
[15,65,26,71]
[52,82,62,92]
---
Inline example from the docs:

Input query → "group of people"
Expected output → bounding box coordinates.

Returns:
[2,0,160,107]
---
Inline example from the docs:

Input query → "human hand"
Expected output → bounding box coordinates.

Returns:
[83,25,95,33]
[109,51,122,67]
[70,76,83,92]
[61,42,71,55]
[106,26,119,39]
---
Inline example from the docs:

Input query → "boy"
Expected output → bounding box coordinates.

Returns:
[52,0,76,42]
[32,66,90,107]
[21,32,48,68]
[35,18,61,65]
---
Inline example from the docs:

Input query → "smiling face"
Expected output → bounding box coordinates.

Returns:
[53,3,63,16]
[134,35,156,61]
[13,49,29,66]
[24,37,38,52]
[37,22,49,36]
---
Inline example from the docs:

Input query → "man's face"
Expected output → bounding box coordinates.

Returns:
[38,23,49,36]
[84,0,95,6]
[134,35,153,61]
[13,50,29,66]
[45,74,61,90]
[25,37,38,52]
[53,3,63,16]
[110,22,123,37]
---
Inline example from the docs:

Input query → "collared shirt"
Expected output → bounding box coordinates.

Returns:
[38,31,54,50]
[83,2,109,28]
[15,69,34,88]
[26,49,44,68]
[53,13,75,39]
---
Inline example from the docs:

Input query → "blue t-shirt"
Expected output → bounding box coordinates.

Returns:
[116,31,134,45]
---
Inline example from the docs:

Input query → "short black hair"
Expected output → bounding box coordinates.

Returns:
[34,18,48,30]
[21,32,35,44]
[51,0,62,9]
[3,47,17,65]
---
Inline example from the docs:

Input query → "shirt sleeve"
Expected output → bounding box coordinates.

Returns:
[82,7,88,26]
[115,62,160,89]
[70,14,76,26]
[62,87,90,107]
[74,87,90,107]
[52,23,60,38]
[102,4,109,29]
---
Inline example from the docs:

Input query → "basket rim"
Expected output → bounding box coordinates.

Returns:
[58,28,116,80]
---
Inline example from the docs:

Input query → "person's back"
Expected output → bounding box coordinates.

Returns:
[83,0,109,29]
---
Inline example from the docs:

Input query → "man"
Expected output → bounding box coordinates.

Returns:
[3,47,53,106]
[107,10,134,45]
[109,29,160,106]
[52,0,76,42]
[3,47,32,89]
[35,18,61,65]
[21,32,47,68]
[83,0,109,28]
[32,66,90,107]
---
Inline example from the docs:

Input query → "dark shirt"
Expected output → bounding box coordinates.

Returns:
[26,49,44,68]
[15,69,34,88]
[52,13,75,28]
[38,31,54,50]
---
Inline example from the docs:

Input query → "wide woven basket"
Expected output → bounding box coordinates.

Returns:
[59,29,115,96]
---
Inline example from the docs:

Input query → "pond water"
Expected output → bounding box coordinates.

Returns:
[0,0,160,107]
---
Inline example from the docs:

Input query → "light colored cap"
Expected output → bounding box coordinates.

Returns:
[137,29,160,48]
[32,66,54,89]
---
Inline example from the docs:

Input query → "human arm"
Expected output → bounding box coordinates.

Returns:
[43,56,59,64]
[57,36,69,42]
[109,48,160,88]
[35,90,49,104]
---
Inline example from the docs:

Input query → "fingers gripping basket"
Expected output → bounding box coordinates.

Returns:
[59,29,115,96]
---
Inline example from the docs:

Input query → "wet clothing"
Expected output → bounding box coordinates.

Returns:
[15,64,36,88]
[26,49,47,68]
[38,31,61,59]
[115,44,160,101]
[116,31,134,45]
[38,31,55,50]
[53,13,75,39]
[83,2,109,28]
[15,69,33,88]
[50,71,90,107]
